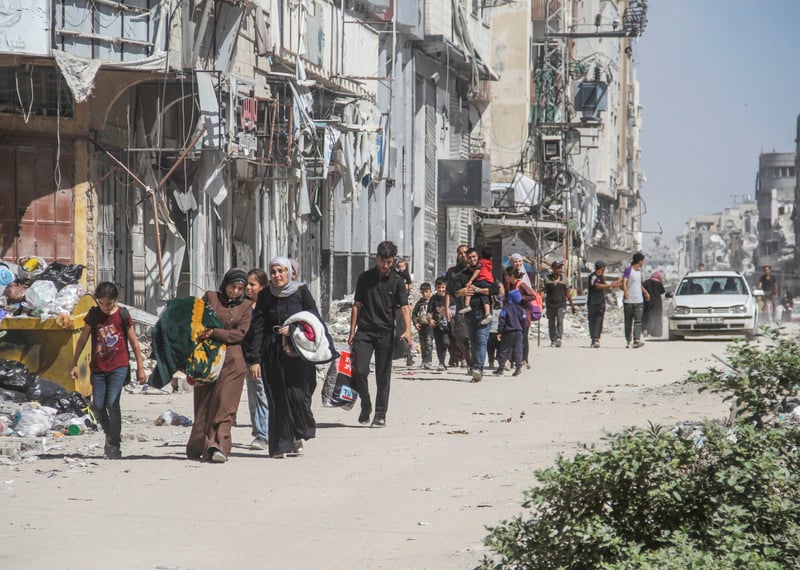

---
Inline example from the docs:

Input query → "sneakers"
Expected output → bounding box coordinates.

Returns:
[458,306,472,314]
[512,368,522,377]
[550,341,556,348]
[436,364,447,371]
[358,405,372,425]
[249,437,268,451]
[472,369,483,383]
[371,417,386,428]
[293,438,304,454]
[524,360,531,370]
[591,341,600,348]
[626,341,631,348]
[492,368,504,376]
[422,362,433,370]
[210,449,227,463]
[555,339,562,348]
[632,339,645,349]
[480,314,492,325]
[104,444,122,460]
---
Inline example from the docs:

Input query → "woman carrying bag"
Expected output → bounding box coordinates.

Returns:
[186,268,252,463]
[244,257,333,458]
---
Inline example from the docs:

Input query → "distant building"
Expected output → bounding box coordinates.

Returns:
[755,152,795,269]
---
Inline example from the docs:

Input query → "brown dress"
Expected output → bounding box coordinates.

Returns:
[186,291,252,459]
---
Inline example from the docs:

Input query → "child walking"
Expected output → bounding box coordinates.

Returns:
[459,245,494,325]
[428,277,450,371]
[71,282,146,459]
[412,282,434,370]
[492,289,526,377]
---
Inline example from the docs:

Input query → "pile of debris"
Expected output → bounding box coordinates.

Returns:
[1,257,86,320]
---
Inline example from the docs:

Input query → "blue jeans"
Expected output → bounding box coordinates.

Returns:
[91,366,127,447]
[466,313,491,372]
[246,375,269,440]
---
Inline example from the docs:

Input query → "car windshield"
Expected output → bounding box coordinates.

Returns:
[676,276,746,296]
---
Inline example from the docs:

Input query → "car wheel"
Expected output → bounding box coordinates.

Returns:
[668,330,682,341]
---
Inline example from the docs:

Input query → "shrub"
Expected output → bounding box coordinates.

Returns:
[479,422,800,569]
[689,328,800,426]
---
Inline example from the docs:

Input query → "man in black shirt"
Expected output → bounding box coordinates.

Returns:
[587,260,621,348]
[444,244,471,368]
[348,241,411,427]
[543,261,576,347]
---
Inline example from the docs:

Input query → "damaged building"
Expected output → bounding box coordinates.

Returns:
[0,1,498,318]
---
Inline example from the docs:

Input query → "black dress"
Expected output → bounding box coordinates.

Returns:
[244,285,320,457]
[642,279,666,337]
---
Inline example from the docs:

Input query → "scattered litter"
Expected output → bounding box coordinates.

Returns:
[154,410,193,427]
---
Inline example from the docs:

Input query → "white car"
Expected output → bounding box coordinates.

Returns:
[666,271,758,340]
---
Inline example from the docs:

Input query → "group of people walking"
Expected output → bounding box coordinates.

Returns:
[74,239,668,461]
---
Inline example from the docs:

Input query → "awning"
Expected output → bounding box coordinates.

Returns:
[417,35,499,81]
[585,244,633,266]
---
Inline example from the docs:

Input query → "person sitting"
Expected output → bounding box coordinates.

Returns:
[710,282,723,294]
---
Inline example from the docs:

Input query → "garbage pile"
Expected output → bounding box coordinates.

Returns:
[0,357,95,439]
[1,256,86,320]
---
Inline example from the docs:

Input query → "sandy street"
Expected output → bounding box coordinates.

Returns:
[1,327,735,569]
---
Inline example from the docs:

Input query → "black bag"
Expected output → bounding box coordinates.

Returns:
[37,262,85,290]
[25,377,66,402]
[0,358,35,393]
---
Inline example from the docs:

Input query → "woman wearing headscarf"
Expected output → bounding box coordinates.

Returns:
[244,257,326,458]
[642,271,666,338]
[186,268,253,463]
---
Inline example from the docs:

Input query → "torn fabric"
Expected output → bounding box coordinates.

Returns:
[51,50,102,103]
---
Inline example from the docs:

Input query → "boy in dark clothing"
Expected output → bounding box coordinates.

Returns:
[587,260,621,347]
[427,277,450,371]
[493,289,526,377]
[412,282,434,370]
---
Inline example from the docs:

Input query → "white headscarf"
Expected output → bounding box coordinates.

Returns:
[269,256,302,298]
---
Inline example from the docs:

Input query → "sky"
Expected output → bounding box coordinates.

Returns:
[634,0,800,247]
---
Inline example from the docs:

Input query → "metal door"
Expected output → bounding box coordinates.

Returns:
[0,141,74,264]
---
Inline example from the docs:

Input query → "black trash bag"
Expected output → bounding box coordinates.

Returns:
[0,358,35,393]
[43,391,92,418]
[25,377,66,403]
[0,357,29,378]
[36,262,85,290]
[0,388,26,403]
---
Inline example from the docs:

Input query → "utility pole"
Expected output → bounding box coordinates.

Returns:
[532,0,648,282]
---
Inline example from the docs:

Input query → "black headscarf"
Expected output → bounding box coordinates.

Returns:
[218,268,248,307]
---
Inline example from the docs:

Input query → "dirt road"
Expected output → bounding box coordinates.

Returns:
[2,330,733,569]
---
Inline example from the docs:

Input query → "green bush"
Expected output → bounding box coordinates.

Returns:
[479,422,800,569]
[689,328,800,426]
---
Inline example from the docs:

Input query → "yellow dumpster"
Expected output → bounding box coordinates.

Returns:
[0,294,97,396]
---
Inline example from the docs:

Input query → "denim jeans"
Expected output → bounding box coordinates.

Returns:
[624,302,644,342]
[91,366,127,447]
[546,306,566,343]
[246,375,269,441]
[466,312,491,372]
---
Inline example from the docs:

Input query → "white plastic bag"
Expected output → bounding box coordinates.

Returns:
[24,280,57,310]
[12,405,55,437]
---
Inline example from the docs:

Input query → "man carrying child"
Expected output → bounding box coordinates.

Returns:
[459,246,495,325]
